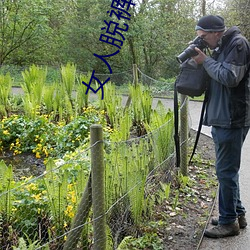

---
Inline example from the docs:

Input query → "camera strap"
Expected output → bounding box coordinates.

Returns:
[174,85,208,168]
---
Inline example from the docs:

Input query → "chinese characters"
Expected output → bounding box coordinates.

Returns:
[82,0,135,99]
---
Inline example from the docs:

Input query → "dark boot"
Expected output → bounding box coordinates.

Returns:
[204,222,240,238]
[211,214,247,229]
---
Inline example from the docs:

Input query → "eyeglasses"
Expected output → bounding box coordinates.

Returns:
[198,32,214,40]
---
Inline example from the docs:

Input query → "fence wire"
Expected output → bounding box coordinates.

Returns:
[137,67,175,96]
[0,121,188,249]
[0,66,192,249]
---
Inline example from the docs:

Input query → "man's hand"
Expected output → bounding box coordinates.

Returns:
[192,47,207,64]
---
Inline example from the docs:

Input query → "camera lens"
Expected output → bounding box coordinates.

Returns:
[176,36,208,63]
[176,44,198,63]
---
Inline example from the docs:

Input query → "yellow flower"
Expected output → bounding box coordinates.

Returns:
[14,149,21,155]
[26,183,37,191]
[21,176,32,181]
[32,193,42,201]
[12,207,17,212]
[36,152,41,158]
[71,195,76,204]
[42,147,49,157]
[100,110,106,115]
[3,130,9,135]
[65,205,74,218]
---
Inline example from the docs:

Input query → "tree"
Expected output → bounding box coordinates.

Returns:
[124,0,199,79]
[0,0,52,65]
[0,0,229,81]
[64,0,113,72]
[220,0,250,39]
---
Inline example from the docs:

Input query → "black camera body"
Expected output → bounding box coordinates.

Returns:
[176,36,208,63]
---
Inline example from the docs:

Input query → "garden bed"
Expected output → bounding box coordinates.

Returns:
[0,65,217,249]
[0,129,217,250]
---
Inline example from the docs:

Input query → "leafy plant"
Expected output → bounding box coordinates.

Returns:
[172,190,180,210]
[109,109,132,142]
[43,160,65,217]
[105,136,153,247]
[117,233,163,250]
[178,173,192,189]
[21,65,47,118]
[0,161,17,248]
[0,161,15,222]
[43,84,56,114]
[13,236,43,250]
[99,82,123,128]
[60,63,76,102]
[12,176,49,241]
[0,73,12,117]
[129,83,153,129]
[158,182,171,203]
[75,73,91,114]
[145,100,174,164]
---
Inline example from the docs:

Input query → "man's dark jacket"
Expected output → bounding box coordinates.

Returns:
[203,26,250,128]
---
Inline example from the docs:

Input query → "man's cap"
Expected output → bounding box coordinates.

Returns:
[195,15,225,32]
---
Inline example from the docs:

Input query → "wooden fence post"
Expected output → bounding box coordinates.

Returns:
[133,64,138,85]
[125,64,138,109]
[91,124,106,250]
[63,175,92,250]
[180,94,188,176]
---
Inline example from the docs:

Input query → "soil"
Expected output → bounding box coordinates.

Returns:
[158,130,217,250]
[0,152,45,180]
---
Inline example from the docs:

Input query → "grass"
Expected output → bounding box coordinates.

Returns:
[0,65,61,86]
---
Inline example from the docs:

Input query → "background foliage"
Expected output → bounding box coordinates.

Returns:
[1,0,249,82]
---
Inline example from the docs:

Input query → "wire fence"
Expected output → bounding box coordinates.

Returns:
[0,64,191,249]
[0,63,174,97]
[0,118,189,249]
[137,67,175,94]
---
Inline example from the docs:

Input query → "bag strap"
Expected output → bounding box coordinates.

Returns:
[188,91,208,164]
[174,80,180,168]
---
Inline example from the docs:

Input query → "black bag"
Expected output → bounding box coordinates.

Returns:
[174,58,209,168]
[175,58,208,97]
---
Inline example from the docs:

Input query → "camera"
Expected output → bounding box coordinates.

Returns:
[176,36,208,64]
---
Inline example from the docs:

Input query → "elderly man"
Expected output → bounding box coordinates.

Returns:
[192,15,250,238]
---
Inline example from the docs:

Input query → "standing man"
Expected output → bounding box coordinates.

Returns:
[192,15,250,238]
